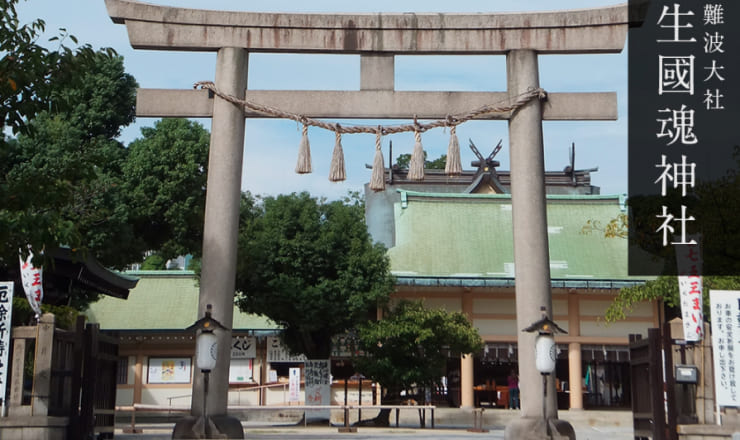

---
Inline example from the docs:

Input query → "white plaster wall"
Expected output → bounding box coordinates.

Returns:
[228,389,260,406]
[553,299,568,315]
[116,388,134,406]
[579,300,613,317]
[622,300,654,318]
[473,298,515,314]
[141,387,192,407]
[474,318,517,335]
[580,320,650,338]
[421,297,462,312]
[127,355,136,385]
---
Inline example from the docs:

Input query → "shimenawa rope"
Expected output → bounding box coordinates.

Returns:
[194,81,546,190]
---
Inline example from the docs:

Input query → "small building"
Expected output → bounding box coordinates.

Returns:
[85,270,280,408]
[85,271,379,408]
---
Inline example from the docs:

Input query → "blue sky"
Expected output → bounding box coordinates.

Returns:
[18,0,628,199]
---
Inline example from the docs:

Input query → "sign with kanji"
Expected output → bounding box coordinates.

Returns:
[266,336,306,363]
[676,234,703,341]
[289,367,301,402]
[0,282,13,412]
[628,0,740,276]
[19,249,42,317]
[230,335,256,359]
[305,359,331,418]
[710,290,740,407]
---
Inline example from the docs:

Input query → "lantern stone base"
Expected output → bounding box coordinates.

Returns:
[172,414,244,439]
[504,416,575,440]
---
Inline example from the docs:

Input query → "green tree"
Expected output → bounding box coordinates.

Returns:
[1,0,107,138]
[234,191,395,359]
[395,153,447,170]
[2,45,211,313]
[1,51,136,269]
[141,254,167,270]
[122,118,211,261]
[354,300,482,425]
[604,275,740,323]
[581,171,740,323]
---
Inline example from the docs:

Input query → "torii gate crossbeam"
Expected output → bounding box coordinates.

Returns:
[105,1,627,438]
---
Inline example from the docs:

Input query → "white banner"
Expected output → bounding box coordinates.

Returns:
[676,235,703,341]
[678,276,703,341]
[0,282,14,415]
[710,290,740,407]
[289,367,301,402]
[19,248,43,318]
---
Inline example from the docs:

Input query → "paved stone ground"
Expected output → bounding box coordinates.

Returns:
[115,416,634,440]
[114,408,635,439]
[116,425,633,440]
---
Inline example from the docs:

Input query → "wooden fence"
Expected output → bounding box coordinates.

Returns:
[4,314,118,439]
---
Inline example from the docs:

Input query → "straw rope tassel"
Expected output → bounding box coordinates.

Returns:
[295,124,312,174]
[370,129,385,192]
[329,130,346,182]
[445,125,462,176]
[408,130,425,181]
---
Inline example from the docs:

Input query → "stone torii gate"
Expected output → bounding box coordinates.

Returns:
[106,1,627,438]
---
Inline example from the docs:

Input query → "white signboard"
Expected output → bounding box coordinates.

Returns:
[305,359,331,419]
[231,336,256,359]
[710,290,740,407]
[676,235,703,341]
[228,358,254,383]
[147,357,192,384]
[266,336,306,363]
[0,282,14,415]
[289,367,301,402]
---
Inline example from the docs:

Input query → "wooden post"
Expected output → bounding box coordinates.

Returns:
[663,322,678,440]
[31,313,54,416]
[67,315,86,439]
[9,337,26,416]
[648,328,667,440]
[80,323,100,439]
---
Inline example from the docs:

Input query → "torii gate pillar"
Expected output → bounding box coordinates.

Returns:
[505,50,574,440]
[172,48,248,439]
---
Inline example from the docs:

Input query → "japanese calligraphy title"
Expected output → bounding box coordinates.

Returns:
[628,0,738,276]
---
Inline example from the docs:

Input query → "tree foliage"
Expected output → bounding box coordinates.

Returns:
[605,275,740,323]
[1,51,137,270]
[354,300,483,398]
[580,172,740,322]
[122,118,210,261]
[234,192,395,359]
[1,16,211,309]
[0,0,113,138]
[395,153,447,170]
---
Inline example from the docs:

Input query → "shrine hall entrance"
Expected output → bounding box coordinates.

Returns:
[464,344,631,410]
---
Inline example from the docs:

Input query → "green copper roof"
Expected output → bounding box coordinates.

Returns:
[85,271,277,331]
[389,191,639,281]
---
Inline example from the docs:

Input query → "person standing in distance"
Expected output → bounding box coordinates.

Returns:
[507,370,520,409]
